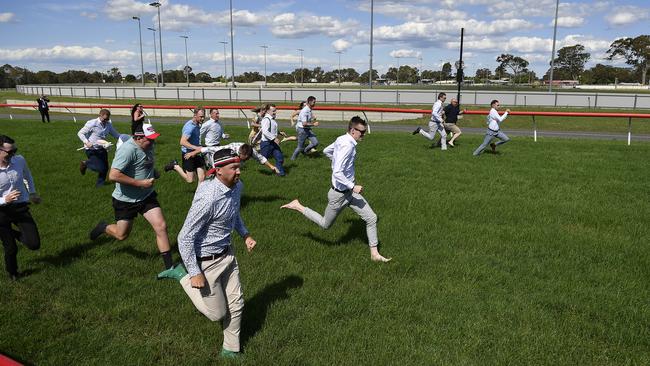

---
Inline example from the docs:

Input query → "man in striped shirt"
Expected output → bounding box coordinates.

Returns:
[281,116,391,262]
[161,149,257,359]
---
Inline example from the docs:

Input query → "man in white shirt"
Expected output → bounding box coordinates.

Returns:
[473,99,511,156]
[412,92,448,150]
[0,135,41,281]
[281,116,391,262]
[77,109,121,187]
[291,96,320,160]
[201,108,229,147]
[259,105,286,176]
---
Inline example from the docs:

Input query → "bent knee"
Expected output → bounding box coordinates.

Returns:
[365,213,378,225]
[203,309,226,322]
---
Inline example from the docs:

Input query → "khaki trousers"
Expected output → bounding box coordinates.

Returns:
[180,247,244,352]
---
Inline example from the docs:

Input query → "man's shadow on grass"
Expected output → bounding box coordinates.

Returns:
[241,194,286,208]
[303,218,366,246]
[112,246,151,260]
[32,237,113,267]
[257,165,294,176]
[241,274,303,349]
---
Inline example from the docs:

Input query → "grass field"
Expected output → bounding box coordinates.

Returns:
[1,117,649,365]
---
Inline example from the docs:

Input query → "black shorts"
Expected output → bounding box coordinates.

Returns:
[182,153,205,172]
[112,191,160,221]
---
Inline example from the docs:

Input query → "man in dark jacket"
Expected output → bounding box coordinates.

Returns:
[37,95,50,123]
[443,98,463,147]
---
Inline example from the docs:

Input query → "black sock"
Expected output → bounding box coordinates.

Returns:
[161,251,173,269]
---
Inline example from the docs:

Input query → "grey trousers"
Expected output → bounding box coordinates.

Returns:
[303,188,379,247]
[180,247,244,352]
[419,121,447,149]
[473,130,510,156]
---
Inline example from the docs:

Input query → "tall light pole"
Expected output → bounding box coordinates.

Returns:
[260,45,268,87]
[369,0,374,88]
[229,0,236,87]
[395,56,401,85]
[219,41,228,85]
[297,48,304,86]
[418,55,423,84]
[335,51,343,86]
[548,0,560,92]
[149,2,164,86]
[132,16,145,86]
[180,35,189,87]
[147,27,159,87]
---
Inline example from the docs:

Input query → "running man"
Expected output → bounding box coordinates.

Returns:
[78,109,121,187]
[89,124,177,279]
[413,92,447,150]
[282,116,391,262]
[259,104,286,176]
[201,108,229,147]
[443,98,463,147]
[473,100,511,156]
[291,96,319,160]
[159,149,257,360]
[0,135,41,281]
[164,108,206,183]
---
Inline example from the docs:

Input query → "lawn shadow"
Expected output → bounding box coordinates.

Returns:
[241,194,286,208]
[33,237,113,267]
[257,164,293,176]
[112,246,151,260]
[302,218,366,246]
[241,274,303,349]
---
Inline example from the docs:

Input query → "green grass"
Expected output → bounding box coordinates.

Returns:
[1,118,649,365]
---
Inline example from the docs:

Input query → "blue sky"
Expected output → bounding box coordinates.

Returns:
[0,0,648,78]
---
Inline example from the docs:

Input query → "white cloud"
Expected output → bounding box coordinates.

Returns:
[0,12,15,22]
[553,16,584,28]
[607,6,650,26]
[389,49,422,58]
[0,46,136,62]
[271,13,359,38]
[332,39,351,52]
[80,11,98,19]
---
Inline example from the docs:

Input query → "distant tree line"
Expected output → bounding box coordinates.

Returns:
[2,35,648,88]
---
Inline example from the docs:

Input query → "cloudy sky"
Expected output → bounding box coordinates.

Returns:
[0,0,647,78]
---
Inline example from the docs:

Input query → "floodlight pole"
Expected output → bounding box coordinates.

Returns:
[336,51,343,86]
[369,0,374,88]
[149,2,165,86]
[548,0,560,92]
[395,56,401,85]
[457,27,464,103]
[219,41,228,85]
[297,48,304,86]
[260,45,268,87]
[180,35,189,87]
[132,16,145,86]
[147,27,159,87]
[229,0,236,87]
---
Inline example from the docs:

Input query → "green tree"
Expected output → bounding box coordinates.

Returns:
[124,74,137,83]
[195,72,212,83]
[552,44,590,80]
[474,68,492,82]
[606,35,650,84]
[496,54,529,84]
[357,69,379,84]
[441,62,452,79]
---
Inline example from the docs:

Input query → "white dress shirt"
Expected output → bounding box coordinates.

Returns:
[260,114,278,142]
[487,108,508,131]
[431,100,444,123]
[200,118,225,147]
[296,105,312,129]
[0,155,36,205]
[77,118,120,149]
[323,133,357,191]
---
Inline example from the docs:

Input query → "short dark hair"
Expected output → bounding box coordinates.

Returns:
[193,107,204,115]
[348,116,367,130]
[99,109,111,117]
[298,101,306,109]
[438,92,446,100]
[238,144,253,160]
[490,99,499,107]
[0,135,15,145]
[307,96,316,103]
[209,108,219,114]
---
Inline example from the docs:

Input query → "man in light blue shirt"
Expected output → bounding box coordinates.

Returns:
[0,135,42,280]
[164,108,206,183]
[160,149,257,360]
[77,109,121,187]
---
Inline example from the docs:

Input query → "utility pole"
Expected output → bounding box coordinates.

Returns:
[369,0,374,88]
[549,0,560,92]
[335,51,343,86]
[180,35,189,87]
[229,0,236,87]
[219,41,228,86]
[147,27,159,87]
[260,45,268,87]
[132,16,145,86]
[297,48,304,86]
[149,2,164,86]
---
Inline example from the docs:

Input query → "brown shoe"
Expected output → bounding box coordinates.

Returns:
[490,143,496,152]
[80,160,87,175]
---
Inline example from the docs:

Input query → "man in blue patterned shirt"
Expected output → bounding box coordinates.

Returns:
[162,149,257,359]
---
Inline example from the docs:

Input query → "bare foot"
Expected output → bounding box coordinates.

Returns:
[371,254,392,263]
[281,199,304,212]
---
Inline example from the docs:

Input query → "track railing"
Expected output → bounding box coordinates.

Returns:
[2,104,649,145]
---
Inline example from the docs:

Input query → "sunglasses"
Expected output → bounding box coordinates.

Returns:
[1,148,17,155]
[354,127,367,135]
